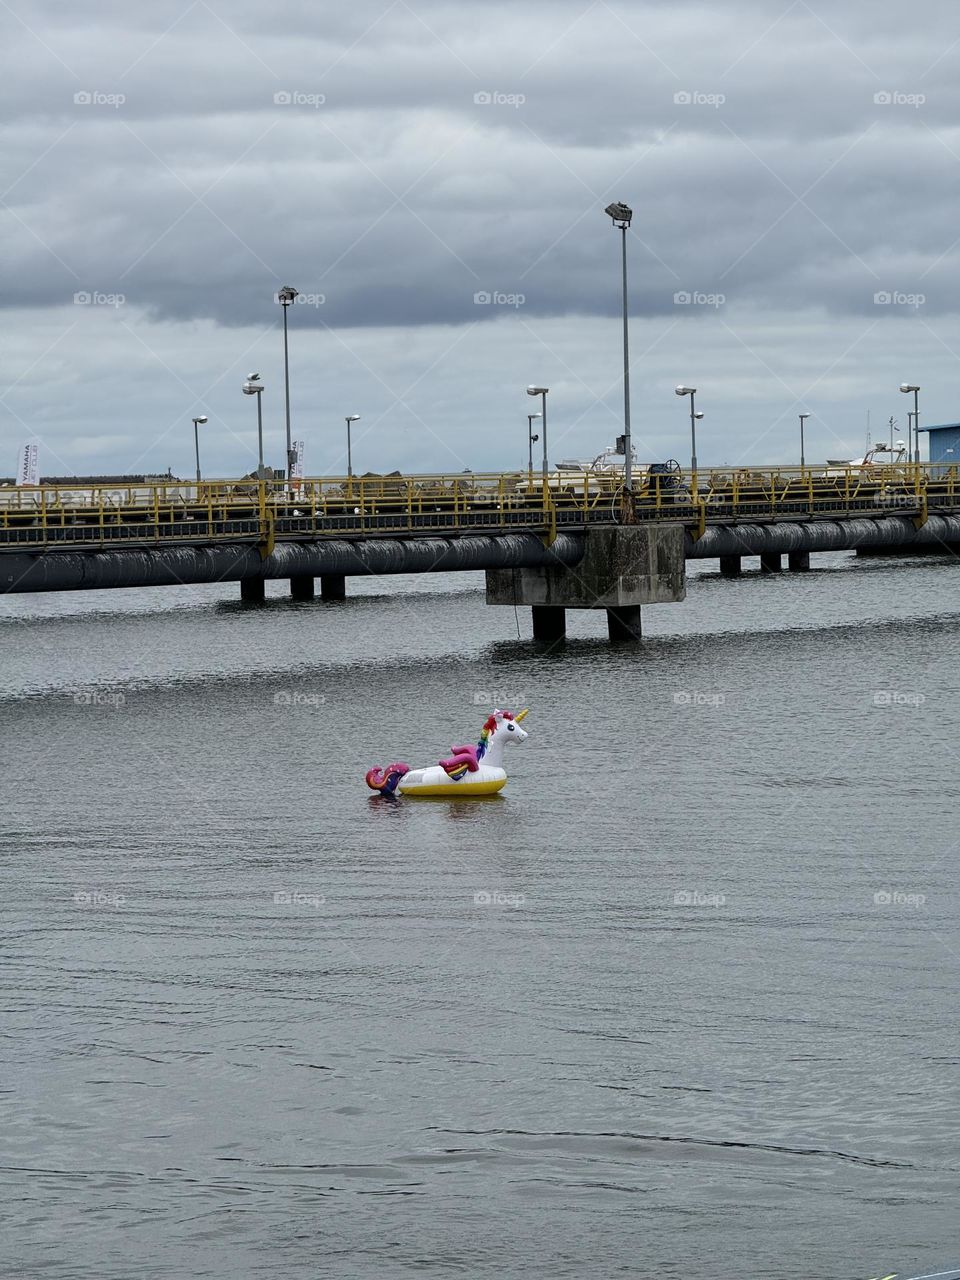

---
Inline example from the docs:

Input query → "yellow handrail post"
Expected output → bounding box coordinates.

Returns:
[542,479,557,545]
[691,498,706,542]
[258,478,268,540]
[913,464,927,527]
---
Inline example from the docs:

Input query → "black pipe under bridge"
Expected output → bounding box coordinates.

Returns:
[3,514,960,595]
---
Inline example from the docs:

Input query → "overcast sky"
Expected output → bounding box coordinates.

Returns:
[3,0,960,478]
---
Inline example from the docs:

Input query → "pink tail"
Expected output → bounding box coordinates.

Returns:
[365,762,411,794]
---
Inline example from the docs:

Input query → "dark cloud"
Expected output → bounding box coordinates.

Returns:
[3,0,960,475]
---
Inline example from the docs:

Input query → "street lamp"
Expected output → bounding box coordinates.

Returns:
[604,200,633,491]
[345,415,360,478]
[675,386,700,501]
[242,373,265,478]
[526,411,541,480]
[278,285,299,481]
[527,387,549,480]
[900,383,920,464]
[799,413,810,468]
[192,415,208,485]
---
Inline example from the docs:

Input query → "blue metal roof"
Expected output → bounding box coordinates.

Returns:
[920,421,960,432]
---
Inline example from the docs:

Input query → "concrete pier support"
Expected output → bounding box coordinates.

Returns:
[320,574,346,600]
[788,550,810,572]
[532,605,566,643]
[290,574,315,600]
[607,606,642,642]
[240,577,265,603]
[486,526,685,644]
[719,555,741,578]
[760,552,782,573]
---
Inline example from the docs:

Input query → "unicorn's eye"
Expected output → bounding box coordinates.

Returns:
[507,724,514,731]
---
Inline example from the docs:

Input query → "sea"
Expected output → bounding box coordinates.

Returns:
[2,550,959,1280]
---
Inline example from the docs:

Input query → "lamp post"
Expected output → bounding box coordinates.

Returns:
[192,415,208,485]
[526,387,549,480]
[900,383,920,464]
[242,373,265,478]
[345,415,360,479]
[604,200,633,491]
[527,411,541,480]
[278,285,299,481]
[675,386,700,501]
[799,413,809,468]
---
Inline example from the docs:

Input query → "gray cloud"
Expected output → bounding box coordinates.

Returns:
[3,0,960,476]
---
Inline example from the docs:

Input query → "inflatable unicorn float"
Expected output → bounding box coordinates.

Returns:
[366,708,529,797]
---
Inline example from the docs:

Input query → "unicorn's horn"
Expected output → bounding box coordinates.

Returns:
[514,708,529,722]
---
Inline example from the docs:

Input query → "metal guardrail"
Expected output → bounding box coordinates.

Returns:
[0,473,620,549]
[0,464,958,550]
[634,463,959,524]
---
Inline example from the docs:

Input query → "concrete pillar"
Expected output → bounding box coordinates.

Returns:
[760,552,782,573]
[532,606,565,643]
[788,550,810,572]
[719,555,741,578]
[290,574,315,600]
[320,574,346,600]
[487,528,684,647]
[240,577,265,603]
[607,606,642,642]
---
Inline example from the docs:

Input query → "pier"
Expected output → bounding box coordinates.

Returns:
[2,464,959,640]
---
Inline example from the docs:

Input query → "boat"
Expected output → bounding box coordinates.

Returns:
[824,441,908,473]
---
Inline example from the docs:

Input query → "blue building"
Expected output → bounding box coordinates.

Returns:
[921,423,960,475]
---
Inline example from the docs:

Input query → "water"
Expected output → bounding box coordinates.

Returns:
[2,552,959,1280]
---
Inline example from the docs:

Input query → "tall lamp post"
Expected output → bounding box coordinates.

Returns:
[345,415,360,479]
[675,386,701,501]
[526,387,549,481]
[527,411,541,480]
[604,200,633,491]
[278,285,299,481]
[799,413,809,468]
[192,415,208,485]
[900,383,920,464]
[242,373,265,478]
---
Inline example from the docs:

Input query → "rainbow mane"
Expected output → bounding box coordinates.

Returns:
[476,711,514,762]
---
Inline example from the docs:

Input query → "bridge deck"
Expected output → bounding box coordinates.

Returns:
[0,465,958,552]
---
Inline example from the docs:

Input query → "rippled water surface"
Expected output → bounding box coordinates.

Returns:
[2,552,960,1280]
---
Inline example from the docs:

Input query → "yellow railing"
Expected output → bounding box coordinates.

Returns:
[1,463,958,549]
[0,472,617,549]
[631,462,960,522]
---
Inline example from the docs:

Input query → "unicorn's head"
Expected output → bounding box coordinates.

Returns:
[477,708,529,767]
